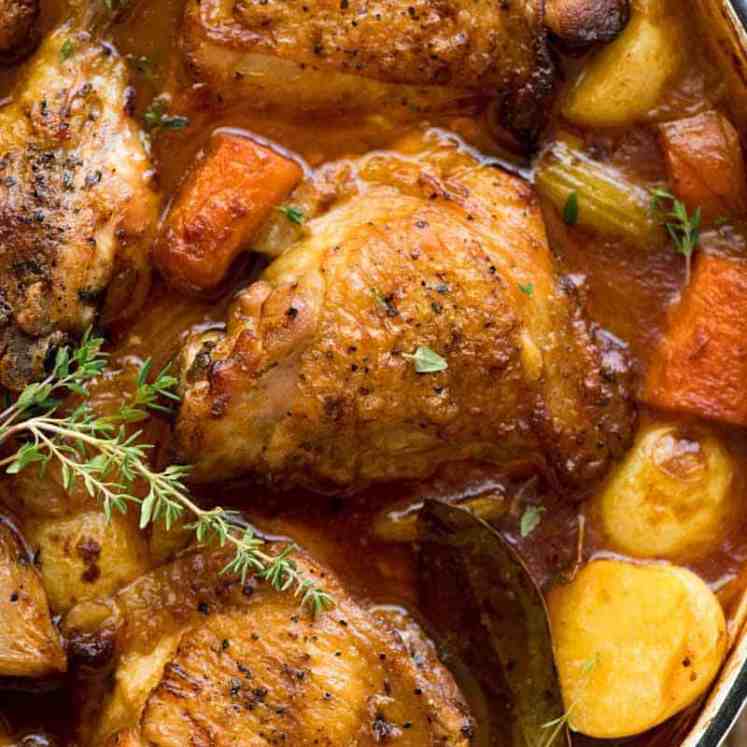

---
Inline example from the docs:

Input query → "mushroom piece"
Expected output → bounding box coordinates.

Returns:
[545,0,630,47]
[0,0,38,63]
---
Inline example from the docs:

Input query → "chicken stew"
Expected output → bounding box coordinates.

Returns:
[1,0,747,745]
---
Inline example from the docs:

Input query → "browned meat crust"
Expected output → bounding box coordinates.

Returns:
[176,132,635,493]
[66,546,474,747]
[181,0,555,146]
[0,23,158,390]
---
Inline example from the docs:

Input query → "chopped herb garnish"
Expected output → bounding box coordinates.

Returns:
[520,505,545,537]
[518,282,534,297]
[403,346,448,374]
[650,187,701,282]
[143,98,190,133]
[0,331,332,616]
[278,205,305,225]
[563,191,579,225]
[60,39,74,62]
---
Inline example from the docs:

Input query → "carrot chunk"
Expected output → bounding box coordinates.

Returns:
[644,252,747,426]
[658,110,747,224]
[155,133,302,291]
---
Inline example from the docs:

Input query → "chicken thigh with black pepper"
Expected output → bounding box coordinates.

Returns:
[176,131,635,493]
[66,543,474,747]
[0,15,158,390]
[181,0,555,143]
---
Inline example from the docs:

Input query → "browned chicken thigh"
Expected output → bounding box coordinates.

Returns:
[0,18,158,390]
[182,0,554,143]
[176,132,634,492]
[66,544,473,747]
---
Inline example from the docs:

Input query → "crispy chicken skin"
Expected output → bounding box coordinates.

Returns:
[0,0,38,63]
[65,545,473,747]
[176,132,634,492]
[0,516,66,680]
[0,20,158,391]
[181,0,554,143]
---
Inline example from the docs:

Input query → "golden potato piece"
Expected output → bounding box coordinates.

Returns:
[597,423,734,560]
[562,0,684,127]
[548,559,727,739]
[0,519,66,678]
[2,464,155,615]
[25,511,150,614]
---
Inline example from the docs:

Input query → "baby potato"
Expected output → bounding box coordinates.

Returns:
[549,559,727,738]
[562,0,684,127]
[597,423,734,560]
[25,511,150,614]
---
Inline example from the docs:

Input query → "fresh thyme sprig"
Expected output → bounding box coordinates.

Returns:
[650,188,702,283]
[198,517,334,617]
[0,331,332,615]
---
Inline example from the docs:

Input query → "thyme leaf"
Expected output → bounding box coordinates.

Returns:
[520,505,545,538]
[278,205,305,225]
[103,0,127,13]
[143,97,190,133]
[518,282,534,297]
[540,653,599,745]
[60,39,75,62]
[563,191,579,226]
[650,188,701,283]
[403,346,448,374]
